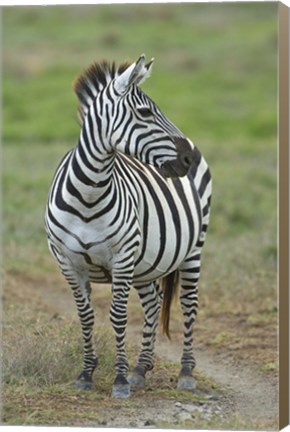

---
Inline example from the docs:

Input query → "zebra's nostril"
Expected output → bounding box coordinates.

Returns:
[180,152,194,168]
[183,156,192,167]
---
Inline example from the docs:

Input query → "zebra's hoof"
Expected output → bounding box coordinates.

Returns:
[75,370,93,390]
[127,372,146,389]
[177,375,196,391]
[75,379,93,390]
[112,383,131,398]
[112,374,131,398]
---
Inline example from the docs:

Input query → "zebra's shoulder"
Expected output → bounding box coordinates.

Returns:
[73,60,131,123]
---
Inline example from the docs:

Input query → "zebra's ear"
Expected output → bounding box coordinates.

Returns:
[137,57,154,85]
[115,54,154,94]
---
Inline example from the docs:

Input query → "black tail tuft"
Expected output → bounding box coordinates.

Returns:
[160,270,179,339]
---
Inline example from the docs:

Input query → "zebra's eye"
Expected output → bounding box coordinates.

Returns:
[137,107,153,118]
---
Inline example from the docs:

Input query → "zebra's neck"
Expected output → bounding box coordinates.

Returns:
[66,131,115,204]
[71,98,116,188]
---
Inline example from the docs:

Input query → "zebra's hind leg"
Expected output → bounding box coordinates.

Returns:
[177,253,201,391]
[128,281,162,389]
[62,267,98,390]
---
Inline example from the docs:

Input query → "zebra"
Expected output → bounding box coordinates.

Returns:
[45,54,212,398]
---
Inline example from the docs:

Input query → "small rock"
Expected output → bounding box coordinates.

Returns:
[182,404,196,413]
[186,403,207,414]
[177,411,193,422]
[175,402,182,408]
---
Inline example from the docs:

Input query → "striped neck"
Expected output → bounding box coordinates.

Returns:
[74,97,115,177]
[69,103,115,193]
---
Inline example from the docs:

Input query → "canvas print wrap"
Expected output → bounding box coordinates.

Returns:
[2,2,279,429]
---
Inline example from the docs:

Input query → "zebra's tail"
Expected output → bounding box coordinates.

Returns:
[160,270,180,339]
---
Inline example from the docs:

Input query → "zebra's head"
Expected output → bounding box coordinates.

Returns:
[74,54,196,178]
[111,54,196,178]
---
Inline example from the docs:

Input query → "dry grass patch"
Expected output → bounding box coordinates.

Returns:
[2,303,223,426]
[2,304,118,390]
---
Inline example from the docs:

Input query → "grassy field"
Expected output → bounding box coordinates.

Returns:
[2,3,278,428]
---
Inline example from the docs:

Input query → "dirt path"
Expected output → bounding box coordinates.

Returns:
[124,300,278,427]
[153,337,277,425]
[5,271,278,428]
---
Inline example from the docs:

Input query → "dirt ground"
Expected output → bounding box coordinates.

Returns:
[3,270,278,429]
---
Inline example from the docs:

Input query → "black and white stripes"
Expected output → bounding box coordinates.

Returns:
[45,54,212,397]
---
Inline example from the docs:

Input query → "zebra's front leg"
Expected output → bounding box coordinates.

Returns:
[110,265,133,398]
[177,253,201,391]
[128,281,161,389]
[64,270,98,390]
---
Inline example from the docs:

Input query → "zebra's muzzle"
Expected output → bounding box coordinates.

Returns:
[160,150,196,178]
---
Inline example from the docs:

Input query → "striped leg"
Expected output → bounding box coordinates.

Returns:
[110,262,134,398]
[177,252,201,391]
[128,281,162,389]
[62,267,98,390]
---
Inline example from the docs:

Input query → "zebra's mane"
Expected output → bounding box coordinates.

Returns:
[73,60,131,124]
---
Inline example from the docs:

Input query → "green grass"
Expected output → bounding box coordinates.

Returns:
[3,3,277,144]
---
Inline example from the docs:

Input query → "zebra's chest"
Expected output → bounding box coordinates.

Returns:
[56,214,139,272]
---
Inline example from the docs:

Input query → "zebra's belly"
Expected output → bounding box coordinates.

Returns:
[50,227,197,286]
[53,241,191,285]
